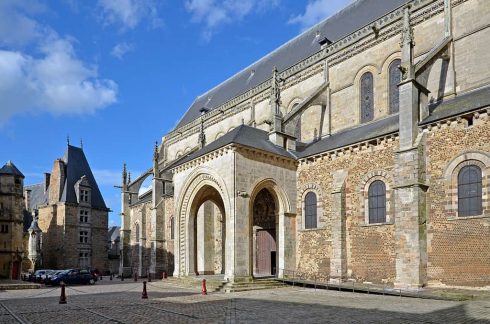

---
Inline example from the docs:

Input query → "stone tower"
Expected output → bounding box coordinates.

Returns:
[0,161,26,279]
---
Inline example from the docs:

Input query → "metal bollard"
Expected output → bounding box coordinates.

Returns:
[148,271,152,282]
[110,274,113,281]
[59,283,67,304]
[134,273,138,282]
[142,281,148,299]
[202,279,207,295]
[121,274,124,281]
[164,271,167,279]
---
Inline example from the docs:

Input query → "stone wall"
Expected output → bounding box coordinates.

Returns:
[0,173,25,278]
[425,114,490,287]
[37,203,108,271]
[297,138,399,283]
[128,201,152,276]
[163,197,175,275]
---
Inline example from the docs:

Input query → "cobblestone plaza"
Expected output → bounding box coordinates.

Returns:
[1,281,490,323]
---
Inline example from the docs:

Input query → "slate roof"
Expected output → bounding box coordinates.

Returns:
[60,145,108,210]
[175,0,408,129]
[108,226,120,242]
[421,86,490,125]
[28,218,41,232]
[25,183,47,211]
[23,211,33,233]
[169,125,296,169]
[0,161,24,178]
[298,114,400,159]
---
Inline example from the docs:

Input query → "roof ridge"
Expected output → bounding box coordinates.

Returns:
[25,183,44,188]
[193,0,368,102]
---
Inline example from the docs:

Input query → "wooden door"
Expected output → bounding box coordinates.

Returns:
[256,229,276,275]
[11,261,20,280]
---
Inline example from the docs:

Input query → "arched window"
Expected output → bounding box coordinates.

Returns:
[368,180,386,223]
[304,192,317,229]
[458,165,483,216]
[389,59,401,114]
[360,72,374,123]
[170,217,175,240]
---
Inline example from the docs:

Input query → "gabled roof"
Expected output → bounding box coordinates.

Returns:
[170,125,296,169]
[0,161,24,178]
[298,114,399,158]
[108,226,120,242]
[175,0,408,129]
[60,145,108,210]
[25,183,47,211]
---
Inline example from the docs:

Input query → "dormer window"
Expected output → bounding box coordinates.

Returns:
[75,176,91,205]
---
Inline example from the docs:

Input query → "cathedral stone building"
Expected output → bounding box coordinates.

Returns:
[121,0,490,288]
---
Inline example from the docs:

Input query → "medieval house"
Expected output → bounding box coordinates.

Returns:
[121,0,490,288]
[27,144,109,271]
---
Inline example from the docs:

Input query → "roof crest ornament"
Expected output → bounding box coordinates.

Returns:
[122,163,128,186]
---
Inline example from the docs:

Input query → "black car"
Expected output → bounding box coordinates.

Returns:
[49,269,96,285]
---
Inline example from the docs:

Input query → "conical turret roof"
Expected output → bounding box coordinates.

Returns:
[0,161,24,178]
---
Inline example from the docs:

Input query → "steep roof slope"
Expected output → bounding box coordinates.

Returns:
[60,145,108,210]
[25,183,47,210]
[108,226,120,241]
[298,114,399,158]
[169,124,295,169]
[0,161,25,178]
[176,0,408,129]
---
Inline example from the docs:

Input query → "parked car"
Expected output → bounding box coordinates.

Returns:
[44,270,65,285]
[49,269,96,286]
[32,270,53,283]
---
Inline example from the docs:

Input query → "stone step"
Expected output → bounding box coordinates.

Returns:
[164,277,286,293]
[229,281,282,287]
[225,284,287,293]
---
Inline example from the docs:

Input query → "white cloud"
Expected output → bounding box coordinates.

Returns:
[0,1,117,126]
[0,1,46,47]
[185,0,279,40]
[111,42,134,60]
[289,0,354,31]
[97,0,163,30]
[93,169,126,186]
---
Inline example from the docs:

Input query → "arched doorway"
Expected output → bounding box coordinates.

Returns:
[188,185,226,276]
[252,188,277,276]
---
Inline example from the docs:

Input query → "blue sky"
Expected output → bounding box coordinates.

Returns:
[0,0,351,227]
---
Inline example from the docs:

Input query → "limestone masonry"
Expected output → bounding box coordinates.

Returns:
[121,0,490,288]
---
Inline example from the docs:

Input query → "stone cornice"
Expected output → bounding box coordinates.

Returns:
[171,144,298,174]
[421,107,490,134]
[299,133,399,165]
[170,145,234,174]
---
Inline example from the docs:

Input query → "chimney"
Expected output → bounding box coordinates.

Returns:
[25,189,31,210]
[44,173,51,192]
[48,159,66,204]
